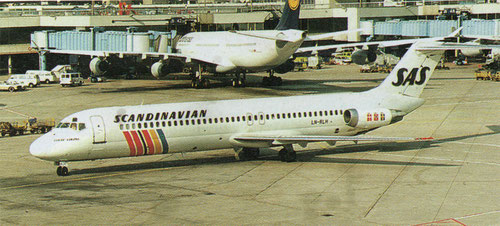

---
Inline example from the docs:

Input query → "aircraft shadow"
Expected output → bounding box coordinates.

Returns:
[70,126,500,176]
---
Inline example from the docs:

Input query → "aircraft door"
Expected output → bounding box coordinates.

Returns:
[90,116,106,143]
[246,113,253,126]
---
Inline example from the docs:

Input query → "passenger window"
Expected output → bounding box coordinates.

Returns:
[226,117,230,123]
[231,117,235,122]
[309,112,312,117]
[287,113,291,118]
[185,120,189,126]
[242,116,246,121]
[192,119,195,125]
[215,118,218,123]
[150,122,154,128]
[319,111,323,116]
[197,119,201,124]
[237,116,240,122]
[180,120,184,126]
[138,123,142,129]
[208,118,212,124]
[265,115,269,120]
[132,124,136,129]
[254,115,257,121]
[162,121,166,127]
[298,112,302,118]
[203,119,207,124]
[329,110,333,116]
[277,114,280,119]
[340,110,343,115]
[174,121,178,126]
[168,121,172,127]
[156,122,160,127]
[125,124,130,130]
[247,115,251,121]
[335,110,338,115]
[120,124,124,130]
[144,123,148,128]
[314,112,318,117]
[293,113,296,118]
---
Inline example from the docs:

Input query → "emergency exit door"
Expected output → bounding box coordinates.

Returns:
[90,116,106,143]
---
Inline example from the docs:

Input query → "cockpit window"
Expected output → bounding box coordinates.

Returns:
[56,122,86,131]
[58,123,70,128]
[78,123,86,130]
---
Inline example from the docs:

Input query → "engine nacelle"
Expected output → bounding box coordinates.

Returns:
[460,49,483,57]
[273,59,295,74]
[351,49,377,65]
[215,65,237,73]
[343,108,395,129]
[89,57,109,76]
[151,61,169,78]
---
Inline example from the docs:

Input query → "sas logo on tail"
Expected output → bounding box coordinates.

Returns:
[392,67,430,86]
[288,0,300,10]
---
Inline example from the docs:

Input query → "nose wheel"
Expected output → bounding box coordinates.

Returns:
[55,162,70,176]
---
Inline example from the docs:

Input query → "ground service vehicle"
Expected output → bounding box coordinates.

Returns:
[7,74,40,88]
[0,82,24,92]
[26,70,59,84]
[60,72,84,87]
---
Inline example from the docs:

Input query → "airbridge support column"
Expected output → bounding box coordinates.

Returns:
[346,8,361,42]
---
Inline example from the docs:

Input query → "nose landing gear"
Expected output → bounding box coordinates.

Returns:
[55,162,70,176]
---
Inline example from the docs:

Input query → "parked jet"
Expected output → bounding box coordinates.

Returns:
[43,0,346,88]
[30,41,496,176]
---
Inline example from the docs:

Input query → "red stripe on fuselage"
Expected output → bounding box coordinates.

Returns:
[123,131,136,156]
[130,131,144,156]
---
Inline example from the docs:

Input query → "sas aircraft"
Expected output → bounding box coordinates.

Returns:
[30,41,497,176]
[45,0,345,88]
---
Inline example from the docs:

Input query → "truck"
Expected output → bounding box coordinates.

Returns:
[25,70,59,84]
[0,118,55,137]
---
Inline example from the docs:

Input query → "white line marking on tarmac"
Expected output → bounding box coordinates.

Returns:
[367,152,500,167]
[454,210,500,220]
[449,141,500,148]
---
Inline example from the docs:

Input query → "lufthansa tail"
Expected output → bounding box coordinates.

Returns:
[275,0,301,30]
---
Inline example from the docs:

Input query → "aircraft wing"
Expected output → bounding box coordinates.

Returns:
[305,28,365,41]
[44,49,235,67]
[297,27,464,54]
[232,135,433,146]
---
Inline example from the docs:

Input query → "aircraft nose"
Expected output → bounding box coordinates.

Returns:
[30,135,53,160]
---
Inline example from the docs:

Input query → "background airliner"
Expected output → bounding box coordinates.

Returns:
[30,41,497,176]
[44,0,338,88]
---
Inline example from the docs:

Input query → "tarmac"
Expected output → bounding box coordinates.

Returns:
[0,63,499,225]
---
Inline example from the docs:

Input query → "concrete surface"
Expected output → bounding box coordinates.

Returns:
[0,64,499,225]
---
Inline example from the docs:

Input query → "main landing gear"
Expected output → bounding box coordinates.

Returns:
[191,64,210,89]
[234,145,297,162]
[234,147,260,161]
[278,144,297,162]
[232,71,246,87]
[55,161,70,176]
[262,70,283,86]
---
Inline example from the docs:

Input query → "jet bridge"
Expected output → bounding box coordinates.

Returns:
[30,28,177,74]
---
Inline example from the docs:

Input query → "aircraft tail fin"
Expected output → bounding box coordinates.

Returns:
[372,41,444,98]
[275,0,301,30]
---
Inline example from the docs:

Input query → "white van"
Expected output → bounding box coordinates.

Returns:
[26,70,59,84]
[60,72,84,87]
[7,74,40,88]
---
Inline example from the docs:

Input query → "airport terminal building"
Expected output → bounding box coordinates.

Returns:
[0,0,499,73]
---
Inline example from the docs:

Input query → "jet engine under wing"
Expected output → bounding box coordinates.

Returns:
[232,135,433,146]
[45,49,236,67]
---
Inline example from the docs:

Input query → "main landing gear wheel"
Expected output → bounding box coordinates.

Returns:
[55,162,70,176]
[278,145,296,162]
[234,148,260,161]
[232,71,246,87]
[262,70,282,86]
[191,78,210,89]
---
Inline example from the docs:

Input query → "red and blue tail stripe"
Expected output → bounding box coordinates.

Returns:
[123,129,169,156]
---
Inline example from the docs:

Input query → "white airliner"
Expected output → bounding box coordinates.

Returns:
[45,0,344,88]
[31,40,492,176]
